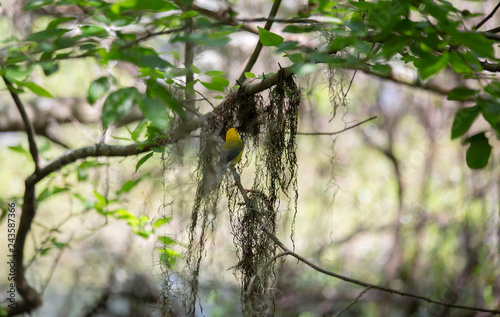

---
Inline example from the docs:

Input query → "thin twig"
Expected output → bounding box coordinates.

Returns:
[229,171,500,315]
[235,17,321,24]
[183,2,196,111]
[120,26,187,49]
[334,286,372,317]
[245,251,291,297]
[2,76,42,171]
[297,116,377,135]
[474,2,500,30]
[486,26,500,33]
[237,0,283,84]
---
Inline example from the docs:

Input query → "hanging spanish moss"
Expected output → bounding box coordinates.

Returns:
[167,71,300,316]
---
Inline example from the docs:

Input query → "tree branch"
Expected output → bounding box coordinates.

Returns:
[334,286,372,317]
[2,76,42,171]
[481,60,500,72]
[355,65,452,96]
[193,4,258,35]
[474,2,500,30]
[296,116,377,135]
[237,0,283,84]
[235,17,322,24]
[229,170,500,315]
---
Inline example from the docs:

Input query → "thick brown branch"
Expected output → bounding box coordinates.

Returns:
[30,141,163,184]
[481,60,500,72]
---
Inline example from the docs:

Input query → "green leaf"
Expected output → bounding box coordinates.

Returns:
[201,81,224,92]
[282,25,320,33]
[50,238,69,249]
[38,186,69,202]
[158,236,176,245]
[448,53,473,74]
[447,87,478,101]
[40,247,52,256]
[8,145,31,159]
[113,209,140,227]
[94,190,107,207]
[145,124,163,140]
[276,41,298,52]
[178,33,231,47]
[451,106,479,139]
[131,119,148,141]
[25,28,70,42]
[147,81,186,118]
[382,36,407,59]
[87,77,111,104]
[309,53,337,63]
[478,99,500,133]
[290,63,319,76]
[451,31,495,58]
[153,217,172,228]
[111,0,177,13]
[484,82,500,98]
[5,65,33,82]
[190,64,201,73]
[80,25,108,38]
[47,17,76,29]
[258,26,284,47]
[23,0,53,10]
[205,70,225,76]
[41,61,59,76]
[23,82,53,97]
[105,45,170,69]
[73,193,95,210]
[415,53,449,80]
[371,64,392,76]
[465,133,491,169]
[211,76,229,87]
[180,10,199,18]
[244,72,255,78]
[101,87,138,129]
[139,97,169,130]
[117,178,142,195]
[286,53,305,64]
[136,152,153,172]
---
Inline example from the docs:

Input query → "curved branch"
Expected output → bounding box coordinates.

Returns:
[237,0,283,84]
[474,2,500,30]
[30,141,166,184]
[334,286,372,317]
[2,76,41,171]
[355,65,452,96]
[297,116,377,135]
[229,170,500,315]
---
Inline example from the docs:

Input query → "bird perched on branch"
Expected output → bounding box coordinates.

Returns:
[218,128,244,172]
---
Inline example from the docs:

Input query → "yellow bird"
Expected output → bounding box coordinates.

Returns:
[219,128,244,171]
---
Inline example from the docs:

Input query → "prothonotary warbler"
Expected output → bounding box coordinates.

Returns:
[218,128,244,171]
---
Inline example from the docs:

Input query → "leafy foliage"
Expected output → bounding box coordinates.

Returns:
[0,0,497,169]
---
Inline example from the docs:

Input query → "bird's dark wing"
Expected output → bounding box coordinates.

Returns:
[219,145,243,164]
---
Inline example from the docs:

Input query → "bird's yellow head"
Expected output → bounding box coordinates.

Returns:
[226,128,241,142]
